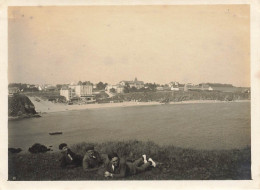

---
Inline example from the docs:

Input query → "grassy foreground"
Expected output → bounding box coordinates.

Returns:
[8,140,251,180]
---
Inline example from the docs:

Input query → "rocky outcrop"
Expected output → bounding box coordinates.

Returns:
[28,143,51,153]
[8,94,39,119]
[8,148,22,154]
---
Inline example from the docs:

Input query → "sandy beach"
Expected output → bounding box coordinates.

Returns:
[28,96,250,114]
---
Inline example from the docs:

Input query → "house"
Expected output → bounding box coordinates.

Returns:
[184,83,213,91]
[157,86,170,91]
[168,82,186,91]
[156,86,164,91]
[169,82,180,91]
[45,86,57,91]
[119,77,144,89]
[243,88,250,93]
[184,83,199,91]
[45,86,57,92]
[60,86,76,101]
[105,84,125,94]
[169,81,179,86]
[27,84,36,88]
[200,84,213,91]
[116,85,125,93]
[8,87,20,96]
[37,85,43,91]
[170,86,179,91]
[105,84,118,92]
[60,84,93,101]
[178,85,185,91]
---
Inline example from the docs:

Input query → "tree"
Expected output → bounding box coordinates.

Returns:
[110,88,116,93]
[56,84,62,90]
[8,83,27,90]
[96,82,107,90]
[145,83,157,91]
[123,82,130,93]
[78,81,83,85]
[138,87,146,92]
[123,87,129,93]
[82,81,93,85]
[129,86,137,92]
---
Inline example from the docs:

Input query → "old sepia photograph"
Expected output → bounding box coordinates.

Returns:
[3,1,258,186]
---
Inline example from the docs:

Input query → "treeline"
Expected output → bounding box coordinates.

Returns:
[202,83,234,87]
[8,83,39,92]
[22,91,66,103]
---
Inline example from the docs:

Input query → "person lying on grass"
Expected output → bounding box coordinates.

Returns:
[82,145,104,172]
[59,143,83,169]
[104,152,156,178]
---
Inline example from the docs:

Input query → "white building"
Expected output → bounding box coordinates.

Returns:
[105,84,125,94]
[119,77,144,89]
[60,88,70,101]
[60,84,93,101]
[105,84,118,92]
[169,81,180,91]
[116,85,125,93]
[75,85,92,96]
[169,81,179,86]
[60,87,76,101]
[200,84,213,91]
[38,86,43,91]
[156,86,164,91]
[171,87,180,91]
[184,83,213,91]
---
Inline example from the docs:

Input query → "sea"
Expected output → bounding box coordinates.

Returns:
[8,101,250,151]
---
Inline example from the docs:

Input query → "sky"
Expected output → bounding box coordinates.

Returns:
[8,5,250,87]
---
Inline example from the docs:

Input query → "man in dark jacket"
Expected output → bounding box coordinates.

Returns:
[104,152,156,178]
[82,145,104,171]
[59,143,83,169]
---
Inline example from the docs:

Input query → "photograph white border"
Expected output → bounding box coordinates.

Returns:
[1,0,259,190]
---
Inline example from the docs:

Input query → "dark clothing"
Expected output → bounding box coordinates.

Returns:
[106,158,128,178]
[128,158,151,174]
[82,151,103,170]
[60,149,83,168]
[105,157,151,178]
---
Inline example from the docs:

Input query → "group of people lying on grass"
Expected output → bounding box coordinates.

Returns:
[59,143,157,178]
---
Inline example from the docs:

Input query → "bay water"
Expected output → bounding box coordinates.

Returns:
[8,102,250,151]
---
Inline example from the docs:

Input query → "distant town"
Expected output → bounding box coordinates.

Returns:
[8,77,250,103]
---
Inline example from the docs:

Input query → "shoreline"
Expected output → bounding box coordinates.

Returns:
[28,97,250,114]
[8,114,41,121]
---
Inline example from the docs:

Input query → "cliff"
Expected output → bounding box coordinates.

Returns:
[8,94,39,119]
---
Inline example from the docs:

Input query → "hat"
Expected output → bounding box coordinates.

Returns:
[108,152,119,160]
[85,145,94,152]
